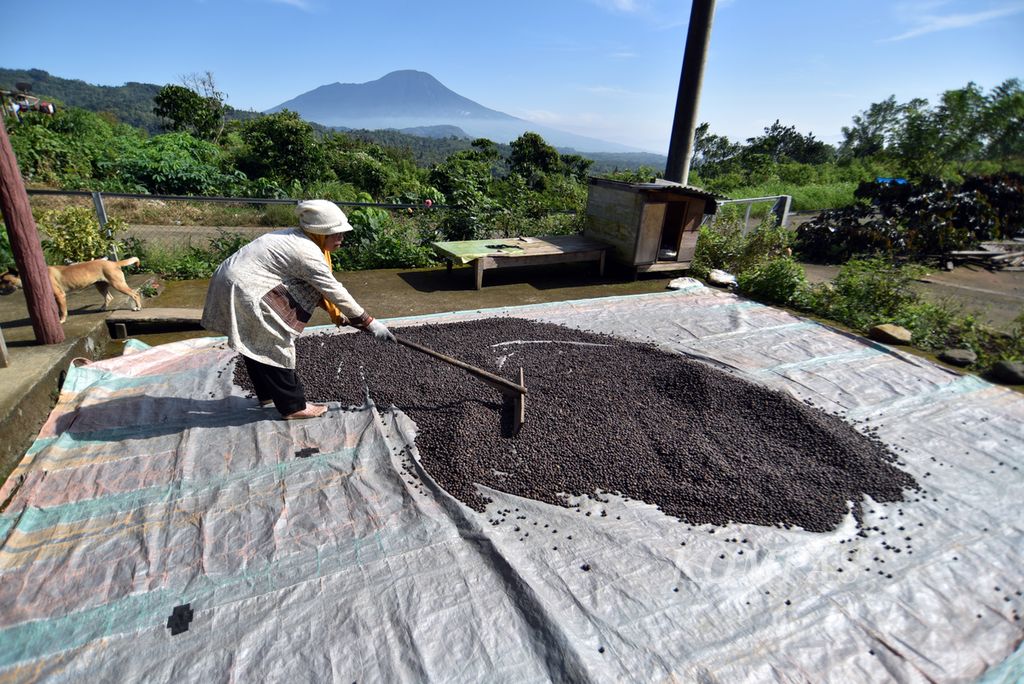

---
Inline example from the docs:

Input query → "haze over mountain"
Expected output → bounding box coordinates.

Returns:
[269,70,642,154]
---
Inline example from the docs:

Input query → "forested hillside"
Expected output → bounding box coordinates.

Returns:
[0,68,260,134]
[0,68,669,171]
[1,68,164,132]
[3,70,1021,248]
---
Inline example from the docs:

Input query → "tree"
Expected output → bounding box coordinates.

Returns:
[509,132,562,189]
[153,85,221,142]
[841,81,1023,175]
[839,96,902,159]
[893,97,942,176]
[981,78,1024,159]
[233,110,329,187]
[428,146,497,240]
[183,71,228,142]
[560,153,594,182]
[152,72,227,142]
[468,138,500,162]
[743,120,834,165]
[932,82,987,164]
[691,122,741,175]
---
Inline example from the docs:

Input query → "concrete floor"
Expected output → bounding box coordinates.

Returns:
[2,259,1021,486]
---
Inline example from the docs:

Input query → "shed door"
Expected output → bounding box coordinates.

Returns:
[636,202,666,265]
[677,200,707,262]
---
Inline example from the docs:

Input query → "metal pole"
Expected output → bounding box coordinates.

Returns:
[91,191,117,259]
[664,0,717,185]
[774,195,792,227]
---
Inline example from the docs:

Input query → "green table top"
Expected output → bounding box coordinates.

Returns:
[431,236,606,264]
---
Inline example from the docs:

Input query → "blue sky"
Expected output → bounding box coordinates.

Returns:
[2,0,1021,153]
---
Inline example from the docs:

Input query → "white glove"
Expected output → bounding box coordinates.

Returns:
[364,318,396,342]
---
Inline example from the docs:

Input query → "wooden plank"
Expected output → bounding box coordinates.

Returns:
[106,307,203,324]
[487,250,605,269]
[637,260,692,273]
[678,200,705,262]
[636,203,665,265]
[989,251,1024,262]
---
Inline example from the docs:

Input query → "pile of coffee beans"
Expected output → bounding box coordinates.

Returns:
[234,318,917,532]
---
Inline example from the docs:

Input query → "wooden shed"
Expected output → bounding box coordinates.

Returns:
[583,178,719,275]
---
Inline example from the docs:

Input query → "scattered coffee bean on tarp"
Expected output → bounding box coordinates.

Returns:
[234,318,917,532]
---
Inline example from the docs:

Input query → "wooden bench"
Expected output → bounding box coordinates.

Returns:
[431,235,608,289]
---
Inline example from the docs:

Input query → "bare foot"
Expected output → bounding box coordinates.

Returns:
[284,403,328,420]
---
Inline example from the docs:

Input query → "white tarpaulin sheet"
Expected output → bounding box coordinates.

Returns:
[1,284,1022,682]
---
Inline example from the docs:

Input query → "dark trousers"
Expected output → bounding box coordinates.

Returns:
[241,355,306,416]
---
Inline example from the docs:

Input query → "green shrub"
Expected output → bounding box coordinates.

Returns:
[891,299,961,349]
[691,222,745,278]
[37,206,128,263]
[207,231,251,262]
[691,216,794,279]
[798,258,1024,367]
[804,257,924,331]
[333,207,437,270]
[737,256,808,305]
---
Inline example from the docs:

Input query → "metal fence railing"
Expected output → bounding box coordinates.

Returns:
[24,189,446,256]
[713,195,792,235]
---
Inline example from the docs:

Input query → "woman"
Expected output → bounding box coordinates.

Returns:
[202,199,394,419]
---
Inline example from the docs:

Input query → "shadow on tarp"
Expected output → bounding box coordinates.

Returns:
[52,395,265,436]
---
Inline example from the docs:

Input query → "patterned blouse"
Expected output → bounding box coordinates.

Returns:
[201,228,367,368]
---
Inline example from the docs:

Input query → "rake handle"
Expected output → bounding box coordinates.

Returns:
[395,336,526,396]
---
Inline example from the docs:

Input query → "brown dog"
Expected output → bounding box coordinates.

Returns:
[0,257,142,323]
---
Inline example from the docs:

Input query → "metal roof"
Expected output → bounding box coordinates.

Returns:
[588,177,723,201]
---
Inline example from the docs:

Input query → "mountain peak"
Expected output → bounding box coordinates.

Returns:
[376,69,438,82]
[268,70,515,123]
[268,71,642,153]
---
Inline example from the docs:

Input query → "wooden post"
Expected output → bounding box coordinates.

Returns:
[0,116,64,344]
[0,326,9,367]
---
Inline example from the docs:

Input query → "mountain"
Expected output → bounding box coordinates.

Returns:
[268,70,643,154]
[0,66,662,163]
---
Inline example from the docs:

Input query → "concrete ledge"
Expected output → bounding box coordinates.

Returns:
[0,319,111,484]
[107,308,204,339]
[0,277,149,485]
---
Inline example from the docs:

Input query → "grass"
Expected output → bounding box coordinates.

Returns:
[715,181,859,211]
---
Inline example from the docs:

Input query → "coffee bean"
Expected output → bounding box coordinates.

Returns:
[234,318,917,532]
